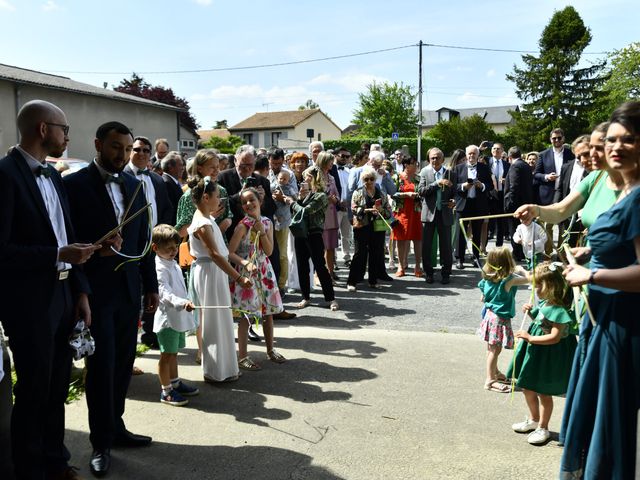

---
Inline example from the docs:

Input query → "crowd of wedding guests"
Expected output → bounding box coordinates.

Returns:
[2,97,639,479]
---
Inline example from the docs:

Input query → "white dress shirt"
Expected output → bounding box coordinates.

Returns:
[93,159,126,224]
[569,159,586,193]
[491,158,503,191]
[17,146,71,271]
[336,165,351,202]
[553,148,564,189]
[128,161,158,226]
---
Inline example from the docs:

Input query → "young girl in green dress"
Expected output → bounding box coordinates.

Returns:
[508,262,577,445]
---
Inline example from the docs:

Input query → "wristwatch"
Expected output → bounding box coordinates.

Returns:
[588,268,598,285]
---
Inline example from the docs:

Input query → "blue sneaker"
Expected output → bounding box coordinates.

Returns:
[173,381,199,396]
[160,389,188,407]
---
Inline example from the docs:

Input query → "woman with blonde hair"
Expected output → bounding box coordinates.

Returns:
[315,152,340,282]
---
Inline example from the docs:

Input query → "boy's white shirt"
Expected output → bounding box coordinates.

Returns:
[513,223,547,259]
[153,256,197,333]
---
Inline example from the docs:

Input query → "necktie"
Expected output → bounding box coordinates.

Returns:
[136,169,150,176]
[36,164,51,178]
[106,174,124,185]
[435,170,442,211]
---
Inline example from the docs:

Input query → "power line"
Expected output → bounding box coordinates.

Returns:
[45,41,609,76]
[45,44,417,75]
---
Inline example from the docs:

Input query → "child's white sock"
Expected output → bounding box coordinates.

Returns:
[170,377,180,388]
[162,384,172,395]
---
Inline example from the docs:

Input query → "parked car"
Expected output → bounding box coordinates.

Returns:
[46,157,89,176]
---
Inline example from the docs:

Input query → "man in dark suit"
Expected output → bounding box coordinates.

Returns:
[64,122,159,477]
[160,151,184,225]
[504,146,534,261]
[0,100,98,480]
[124,136,173,349]
[454,145,493,268]
[554,135,590,247]
[217,145,296,321]
[487,143,510,246]
[418,148,456,284]
[534,128,575,253]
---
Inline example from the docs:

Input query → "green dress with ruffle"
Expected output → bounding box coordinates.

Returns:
[507,301,577,396]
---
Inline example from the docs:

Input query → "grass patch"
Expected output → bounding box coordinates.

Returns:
[136,343,150,357]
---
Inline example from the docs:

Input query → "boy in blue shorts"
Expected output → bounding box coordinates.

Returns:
[152,224,199,406]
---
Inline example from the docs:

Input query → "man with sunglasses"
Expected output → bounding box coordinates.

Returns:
[124,136,173,348]
[534,128,575,253]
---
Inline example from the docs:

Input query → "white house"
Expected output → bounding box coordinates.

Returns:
[228,109,342,149]
[420,105,519,134]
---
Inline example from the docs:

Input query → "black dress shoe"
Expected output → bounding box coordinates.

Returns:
[441,275,450,285]
[273,310,297,320]
[113,429,152,448]
[456,261,465,270]
[425,274,434,284]
[248,325,262,342]
[90,449,110,477]
[378,274,394,282]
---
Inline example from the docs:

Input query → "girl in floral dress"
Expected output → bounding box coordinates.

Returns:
[477,247,529,393]
[228,188,285,371]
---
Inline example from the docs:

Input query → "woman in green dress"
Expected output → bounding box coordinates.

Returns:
[507,262,577,446]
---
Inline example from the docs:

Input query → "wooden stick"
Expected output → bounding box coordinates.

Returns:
[94,203,152,245]
[192,305,232,309]
[459,212,515,222]
[562,244,596,327]
[120,180,144,229]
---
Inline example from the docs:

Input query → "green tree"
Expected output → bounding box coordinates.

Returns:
[427,115,496,156]
[298,99,319,110]
[200,134,243,154]
[352,81,418,137]
[589,42,640,124]
[213,120,228,129]
[505,6,606,150]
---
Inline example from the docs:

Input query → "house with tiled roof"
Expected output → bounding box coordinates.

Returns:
[0,63,197,159]
[229,109,341,149]
[420,105,519,133]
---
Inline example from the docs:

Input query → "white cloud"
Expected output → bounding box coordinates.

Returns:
[42,0,59,11]
[486,69,496,78]
[0,0,15,11]
[456,92,483,103]
[194,0,212,5]
[307,73,389,92]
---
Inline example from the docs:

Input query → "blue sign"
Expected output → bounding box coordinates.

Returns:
[391,132,399,140]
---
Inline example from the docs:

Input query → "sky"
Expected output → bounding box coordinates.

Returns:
[1,0,637,132]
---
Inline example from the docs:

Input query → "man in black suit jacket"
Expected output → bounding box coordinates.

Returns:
[534,128,575,253]
[64,122,158,477]
[504,146,534,261]
[0,100,98,479]
[454,145,493,268]
[124,136,173,348]
[217,145,277,241]
[553,136,590,247]
[160,151,184,225]
[487,143,510,246]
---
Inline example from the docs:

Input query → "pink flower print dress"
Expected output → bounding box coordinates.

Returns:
[230,216,284,319]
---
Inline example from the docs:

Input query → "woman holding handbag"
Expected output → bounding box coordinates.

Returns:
[284,166,338,311]
[347,166,393,291]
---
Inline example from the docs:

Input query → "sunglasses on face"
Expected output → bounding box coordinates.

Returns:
[363,177,375,182]
[551,137,563,141]
[133,147,151,154]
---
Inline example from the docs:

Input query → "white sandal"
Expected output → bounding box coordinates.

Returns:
[329,300,339,311]
[297,299,310,309]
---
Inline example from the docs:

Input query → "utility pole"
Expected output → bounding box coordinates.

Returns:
[417,40,423,166]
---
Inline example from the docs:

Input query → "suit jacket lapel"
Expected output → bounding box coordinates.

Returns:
[88,162,118,228]
[12,150,55,229]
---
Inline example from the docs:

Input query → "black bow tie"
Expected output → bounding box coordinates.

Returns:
[106,174,124,185]
[338,166,346,170]
[35,164,51,178]
[468,165,477,171]
[136,169,150,176]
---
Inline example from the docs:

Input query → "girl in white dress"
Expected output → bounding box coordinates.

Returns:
[188,177,252,382]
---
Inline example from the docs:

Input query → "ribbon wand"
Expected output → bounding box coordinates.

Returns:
[562,244,596,327]
[94,203,152,245]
